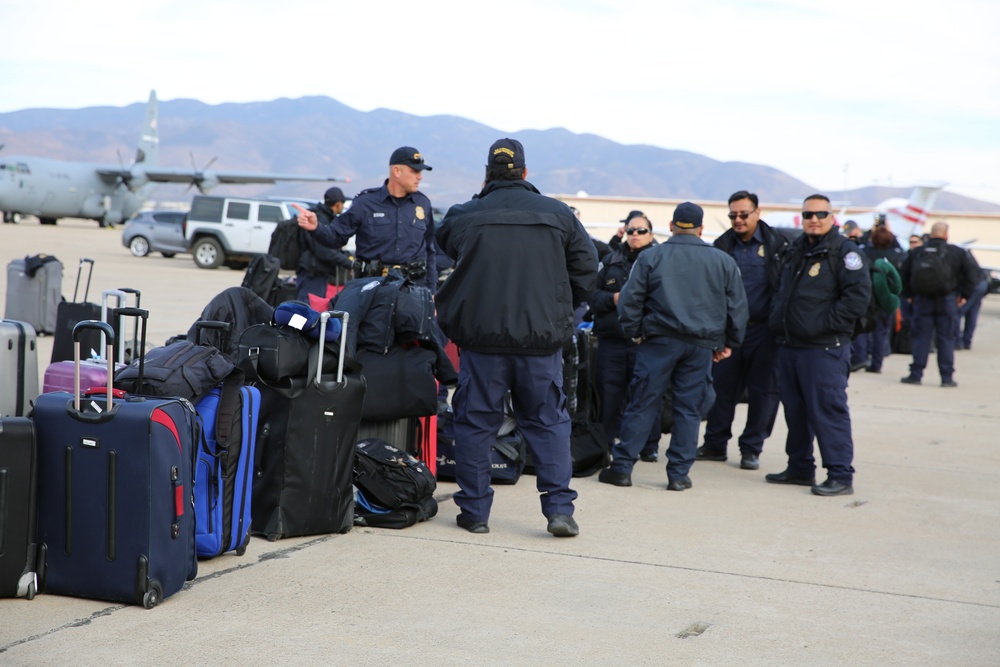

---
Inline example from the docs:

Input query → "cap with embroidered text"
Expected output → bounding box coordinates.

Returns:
[671,202,703,229]
[390,147,432,171]
[487,138,526,170]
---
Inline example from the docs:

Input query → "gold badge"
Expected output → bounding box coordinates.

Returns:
[758,245,765,257]
[415,206,425,220]
[808,262,821,277]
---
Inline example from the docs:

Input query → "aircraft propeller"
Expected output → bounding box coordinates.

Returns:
[187,152,219,193]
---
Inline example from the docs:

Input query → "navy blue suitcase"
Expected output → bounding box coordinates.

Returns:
[34,317,198,608]
[194,375,260,558]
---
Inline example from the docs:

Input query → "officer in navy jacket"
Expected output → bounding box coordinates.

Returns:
[298,147,437,290]
[600,202,748,492]
[295,186,355,301]
[697,191,790,471]
[766,194,871,497]
[435,138,597,538]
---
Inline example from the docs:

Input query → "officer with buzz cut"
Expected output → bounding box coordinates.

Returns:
[297,146,437,290]
[766,194,871,497]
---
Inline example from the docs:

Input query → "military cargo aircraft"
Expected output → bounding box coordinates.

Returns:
[0,91,346,227]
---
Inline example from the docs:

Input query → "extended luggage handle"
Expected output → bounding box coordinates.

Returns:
[194,320,232,349]
[111,307,150,395]
[316,311,348,386]
[73,258,95,303]
[73,320,116,413]
[117,288,142,362]
[100,289,129,365]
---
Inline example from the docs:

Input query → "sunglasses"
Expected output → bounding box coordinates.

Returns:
[625,228,650,235]
[801,211,832,220]
[727,210,755,221]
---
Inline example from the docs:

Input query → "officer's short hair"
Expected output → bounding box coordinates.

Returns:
[728,191,758,208]
[803,193,831,205]
[485,163,525,182]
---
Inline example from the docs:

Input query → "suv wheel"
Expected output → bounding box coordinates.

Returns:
[192,237,225,269]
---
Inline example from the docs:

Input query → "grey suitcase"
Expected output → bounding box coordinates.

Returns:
[0,320,40,417]
[4,256,63,334]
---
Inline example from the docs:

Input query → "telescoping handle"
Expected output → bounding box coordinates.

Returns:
[73,320,115,413]
[100,289,129,364]
[73,258,95,303]
[315,311,348,386]
[194,320,231,349]
[112,307,149,392]
[116,288,142,361]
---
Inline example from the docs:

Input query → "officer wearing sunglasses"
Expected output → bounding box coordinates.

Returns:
[588,211,664,463]
[697,191,790,472]
[766,194,872,497]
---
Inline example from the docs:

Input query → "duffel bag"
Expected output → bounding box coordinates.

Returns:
[237,323,312,387]
[113,340,234,404]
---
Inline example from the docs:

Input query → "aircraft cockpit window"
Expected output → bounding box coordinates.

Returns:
[258,205,284,223]
[226,202,251,220]
[17,163,30,174]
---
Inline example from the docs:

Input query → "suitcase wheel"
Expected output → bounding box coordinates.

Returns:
[236,534,250,557]
[142,581,163,609]
[26,580,36,601]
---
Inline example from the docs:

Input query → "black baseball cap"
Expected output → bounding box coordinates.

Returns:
[621,210,647,224]
[390,146,432,171]
[324,186,346,204]
[487,138,526,170]
[672,202,704,229]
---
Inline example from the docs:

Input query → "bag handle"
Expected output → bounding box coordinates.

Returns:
[73,258,94,303]
[73,320,115,413]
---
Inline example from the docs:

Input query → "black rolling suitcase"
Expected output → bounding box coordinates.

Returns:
[250,311,365,540]
[0,417,43,599]
[33,316,199,608]
[50,258,101,363]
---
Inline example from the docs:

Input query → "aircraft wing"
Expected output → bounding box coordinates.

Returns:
[140,168,347,186]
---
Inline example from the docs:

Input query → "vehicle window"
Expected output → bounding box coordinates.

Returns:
[258,204,284,223]
[189,197,224,222]
[227,202,251,220]
[153,212,184,224]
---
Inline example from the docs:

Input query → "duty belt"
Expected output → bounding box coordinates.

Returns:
[357,259,427,282]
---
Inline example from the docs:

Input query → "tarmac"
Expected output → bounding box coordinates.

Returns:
[1,218,998,666]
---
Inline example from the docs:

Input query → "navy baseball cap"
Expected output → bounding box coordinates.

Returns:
[621,210,647,224]
[390,146,432,171]
[324,186,346,204]
[487,138,526,170]
[672,202,704,229]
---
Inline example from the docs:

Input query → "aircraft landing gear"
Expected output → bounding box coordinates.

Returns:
[38,217,57,226]
[2,211,20,224]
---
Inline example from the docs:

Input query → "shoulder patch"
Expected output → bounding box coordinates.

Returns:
[844,251,864,271]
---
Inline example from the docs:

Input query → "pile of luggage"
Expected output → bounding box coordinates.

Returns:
[1,260,450,609]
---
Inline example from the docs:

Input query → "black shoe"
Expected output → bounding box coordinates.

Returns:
[546,514,579,537]
[811,479,854,497]
[640,451,659,463]
[865,367,881,374]
[695,446,727,462]
[667,475,692,491]
[740,454,760,470]
[598,469,632,487]
[941,379,958,388]
[765,469,816,486]
[900,375,922,385]
[456,514,489,534]
[850,362,869,373]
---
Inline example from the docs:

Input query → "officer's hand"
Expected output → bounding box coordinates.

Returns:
[957,296,967,308]
[713,347,732,362]
[616,225,626,238]
[613,292,619,305]
[293,203,318,231]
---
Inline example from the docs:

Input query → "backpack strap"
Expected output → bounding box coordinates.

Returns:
[213,369,245,449]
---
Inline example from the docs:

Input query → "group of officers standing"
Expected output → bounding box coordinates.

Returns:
[292,139,983,538]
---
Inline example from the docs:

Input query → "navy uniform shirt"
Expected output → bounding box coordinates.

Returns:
[313,181,437,288]
[730,226,770,323]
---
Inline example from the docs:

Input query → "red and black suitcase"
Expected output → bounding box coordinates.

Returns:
[33,316,198,608]
[0,417,43,599]
[250,311,365,540]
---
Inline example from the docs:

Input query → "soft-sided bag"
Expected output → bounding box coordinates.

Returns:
[353,488,437,530]
[491,429,526,485]
[356,344,438,419]
[354,438,437,511]
[273,301,343,341]
[237,323,312,387]
[114,340,235,404]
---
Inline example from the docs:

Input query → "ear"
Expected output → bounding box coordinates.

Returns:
[522,166,529,180]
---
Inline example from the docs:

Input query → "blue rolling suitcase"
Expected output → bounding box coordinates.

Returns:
[194,374,260,558]
[34,317,199,608]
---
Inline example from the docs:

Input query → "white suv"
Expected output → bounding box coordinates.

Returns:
[185,195,298,269]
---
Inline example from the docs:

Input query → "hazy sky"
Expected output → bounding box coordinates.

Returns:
[2,0,998,204]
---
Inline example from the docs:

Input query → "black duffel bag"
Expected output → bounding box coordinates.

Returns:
[237,323,312,389]
[356,344,438,419]
[353,438,438,529]
[113,340,235,404]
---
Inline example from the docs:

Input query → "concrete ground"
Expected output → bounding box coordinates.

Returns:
[1,218,998,666]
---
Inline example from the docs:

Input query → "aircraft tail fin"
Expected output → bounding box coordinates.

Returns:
[134,90,159,166]
[886,184,943,239]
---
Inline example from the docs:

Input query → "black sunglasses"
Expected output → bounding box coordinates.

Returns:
[801,211,832,220]
[625,228,650,235]
[727,210,756,221]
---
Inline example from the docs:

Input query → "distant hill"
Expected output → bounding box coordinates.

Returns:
[1,96,997,213]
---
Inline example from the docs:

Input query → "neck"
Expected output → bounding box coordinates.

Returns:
[386,180,407,198]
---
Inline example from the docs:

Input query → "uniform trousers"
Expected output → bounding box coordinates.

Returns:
[452,350,575,523]
[777,345,855,484]
[909,295,958,381]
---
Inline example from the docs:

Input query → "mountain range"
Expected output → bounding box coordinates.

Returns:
[1,95,996,213]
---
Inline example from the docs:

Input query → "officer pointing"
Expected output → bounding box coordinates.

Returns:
[297,147,437,289]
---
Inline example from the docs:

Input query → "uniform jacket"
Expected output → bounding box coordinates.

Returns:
[899,237,981,300]
[617,234,748,351]
[434,179,598,355]
[312,182,437,289]
[298,203,354,278]
[589,243,656,341]
[768,229,872,348]
[712,219,790,294]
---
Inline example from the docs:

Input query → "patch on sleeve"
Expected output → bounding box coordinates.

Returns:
[844,251,864,271]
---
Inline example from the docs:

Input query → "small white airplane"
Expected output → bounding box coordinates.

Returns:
[0,90,347,227]
[762,184,945,245]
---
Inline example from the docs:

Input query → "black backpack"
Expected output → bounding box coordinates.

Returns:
[353,438,437,529]
[267,218,302,271]
[241,255,281,303]
[114,341,237,404]
[910,246,954,297]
